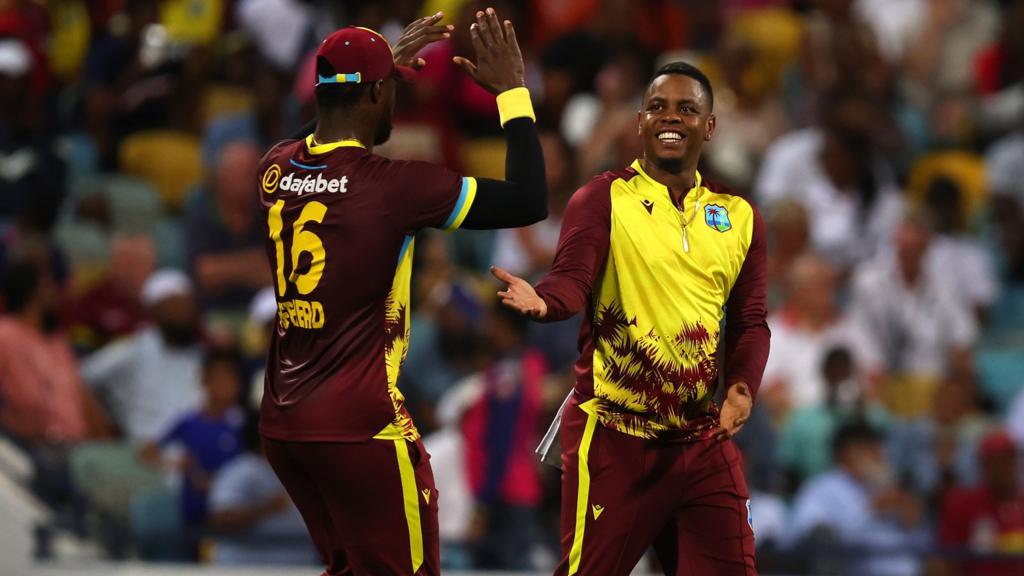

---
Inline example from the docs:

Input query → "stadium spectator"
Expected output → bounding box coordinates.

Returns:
[704,32,789,190]
[776,347,888,485]
[755,89,904,268]
[797,0,892,111]
[786,420,930,576]
[974,0,1024,96]
[81,269,204,442]
[0,36,66,230]
[939,429,1024,576]
[562,45,651,177]
[760,253,881,417]
[234,0,314,73]
[850,212,978,418]
[0,258,110,527]
[461,301,547,570]
[185,140,270,316]
[402,280,485,410]
[200,57,297,171]
[0,260,110,447]
[987,114,1024,202]
[923,175,1000,321]
[900,0,998,110]
[987,187,1024,339]
[81,0,180,168]
[63,234,155,354]
[207,416,315,566]
[887,373,995,500]
[140,347,246,541]
[764,199,810,308]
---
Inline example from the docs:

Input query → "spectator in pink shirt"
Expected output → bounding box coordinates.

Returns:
[0,258,111,510]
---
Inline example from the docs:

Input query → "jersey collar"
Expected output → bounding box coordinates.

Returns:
[305,135,367,155]
[630,159,703,202]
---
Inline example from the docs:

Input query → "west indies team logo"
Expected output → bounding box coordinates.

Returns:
[704,204,731,232]
[261,164,281,195]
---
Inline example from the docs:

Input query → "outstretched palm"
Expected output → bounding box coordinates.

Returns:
[490,266,547,319]
[392,12,453,70]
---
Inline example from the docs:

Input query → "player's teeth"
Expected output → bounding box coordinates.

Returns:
[658,132,681,141]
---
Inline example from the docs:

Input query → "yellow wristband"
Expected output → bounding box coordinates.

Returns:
[496,87,536,127]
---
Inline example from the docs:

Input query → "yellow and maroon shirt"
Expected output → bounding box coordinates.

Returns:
[535,160,770,440]
[257,136,477,443]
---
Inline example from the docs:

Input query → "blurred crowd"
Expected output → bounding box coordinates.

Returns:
[0,0,1023,574]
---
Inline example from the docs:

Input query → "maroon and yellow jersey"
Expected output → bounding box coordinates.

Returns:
[257,135,477,442]
[535,161,769,440]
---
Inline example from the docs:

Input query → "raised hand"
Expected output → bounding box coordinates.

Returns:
[491,266,547,319]
[393,12,454,70]
[452,7,525,94]
[714,382,752,441]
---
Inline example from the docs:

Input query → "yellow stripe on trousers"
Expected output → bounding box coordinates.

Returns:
[393,439,423,574]
[568,412,598,575]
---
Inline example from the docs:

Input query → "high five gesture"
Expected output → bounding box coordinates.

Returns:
[452,7,525,94]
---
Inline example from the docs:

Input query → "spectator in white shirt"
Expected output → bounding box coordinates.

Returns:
[987,127,1024,205]
[761,253,882,418]
[850,212,977,391]
[923,176,999,321]
[755,89,904,269]
[81,269,204,442]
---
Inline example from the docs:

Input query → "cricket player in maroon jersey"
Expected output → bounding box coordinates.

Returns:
[493,62,771,575]
[256,8,546,576]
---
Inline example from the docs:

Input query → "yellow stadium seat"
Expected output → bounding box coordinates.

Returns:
[461,138,507,180]
[200,85,254,129]
[45,0,91,81]
[907,151,989,220]
[160,0,224,46]
[119,131,202,212]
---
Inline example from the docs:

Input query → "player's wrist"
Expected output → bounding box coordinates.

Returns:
[534,296,548,319]
[496,86,535,127]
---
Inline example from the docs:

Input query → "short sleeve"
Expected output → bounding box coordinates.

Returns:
[158,419,185,446]
[388,159,475,232]
[209,460,250,511]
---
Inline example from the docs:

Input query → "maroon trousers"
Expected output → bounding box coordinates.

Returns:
[556,399,757,576]
[264,436,440,576]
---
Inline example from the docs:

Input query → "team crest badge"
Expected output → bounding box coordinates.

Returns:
[704,204,731,232]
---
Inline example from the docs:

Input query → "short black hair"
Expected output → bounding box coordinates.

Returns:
[649,61,714,110]
[831,419,882,456]
[1,260,40,314]
[202,345,243,378]
[314,56,371,110]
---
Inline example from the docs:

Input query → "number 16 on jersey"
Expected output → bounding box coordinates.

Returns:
[268,199,328,330]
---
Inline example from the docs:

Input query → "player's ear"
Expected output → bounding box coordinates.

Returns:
[370,80,384,103]
[637,110,642,136]
[705,113,716,141]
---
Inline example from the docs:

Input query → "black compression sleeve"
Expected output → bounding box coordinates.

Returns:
[460,117,548,229]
